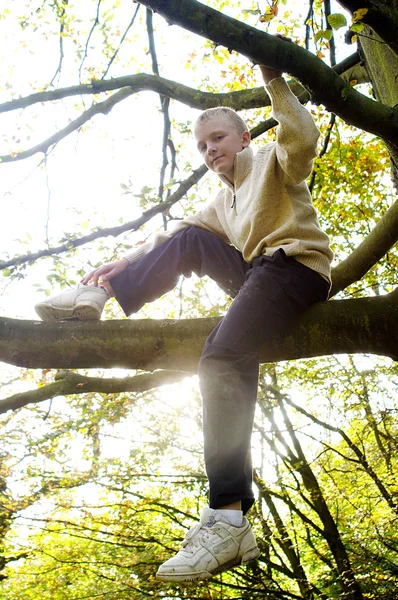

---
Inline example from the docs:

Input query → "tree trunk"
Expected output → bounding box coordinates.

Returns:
[359,26,398,190]
[337,2,398,189]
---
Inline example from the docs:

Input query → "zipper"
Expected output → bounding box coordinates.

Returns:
[230,191,237,214]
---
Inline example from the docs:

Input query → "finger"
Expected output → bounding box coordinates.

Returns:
[92,271,102,287]
[100,268,116,283]
[81,270,95,285]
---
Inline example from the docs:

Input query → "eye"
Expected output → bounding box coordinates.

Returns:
[216,135,224,141]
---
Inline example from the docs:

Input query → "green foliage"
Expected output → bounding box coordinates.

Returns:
[327,13,348,30]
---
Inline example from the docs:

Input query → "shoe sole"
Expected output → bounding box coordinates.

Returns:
[35,303,101,321]
[156,546,260,582]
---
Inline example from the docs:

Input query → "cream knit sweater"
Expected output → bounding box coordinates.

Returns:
[124,77,333,284]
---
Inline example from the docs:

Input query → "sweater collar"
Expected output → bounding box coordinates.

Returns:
[218,145,253,190]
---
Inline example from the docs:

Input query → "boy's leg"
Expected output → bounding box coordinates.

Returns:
[157,250,329,581]
[110,226,248,314]
[34,227,248,321]
[199,250,329,514]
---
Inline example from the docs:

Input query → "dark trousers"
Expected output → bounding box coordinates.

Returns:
[111,226,329,514]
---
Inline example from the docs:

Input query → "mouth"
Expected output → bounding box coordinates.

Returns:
[212,156,224,165]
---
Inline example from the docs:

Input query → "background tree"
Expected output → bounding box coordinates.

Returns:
[0,0,397,598]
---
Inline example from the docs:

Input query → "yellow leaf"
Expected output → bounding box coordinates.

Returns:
[351,34,358,44]
[353,8,368,22]
[260,7,275,22]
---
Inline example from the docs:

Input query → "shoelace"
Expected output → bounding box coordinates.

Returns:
[181,523,217,551]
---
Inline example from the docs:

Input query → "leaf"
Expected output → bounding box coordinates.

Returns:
[259,12,274,23]
[259,5,277,23]
[350,23,364,33]
[314,29,333,42]
[353,8,369,22]
[327,13,347,30]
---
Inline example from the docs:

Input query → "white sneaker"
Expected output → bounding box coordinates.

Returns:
[156,508,260,582]
[35,284,108,321]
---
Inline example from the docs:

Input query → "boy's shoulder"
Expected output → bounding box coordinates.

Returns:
[253,142,276,161]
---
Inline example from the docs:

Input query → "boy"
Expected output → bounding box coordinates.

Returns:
[35,47,333,581]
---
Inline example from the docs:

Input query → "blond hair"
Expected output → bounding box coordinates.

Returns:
[195,107,248,135]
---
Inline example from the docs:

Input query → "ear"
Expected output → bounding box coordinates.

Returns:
[241,130,251,148]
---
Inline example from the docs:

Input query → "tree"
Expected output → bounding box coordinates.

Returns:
[0,0,397,598]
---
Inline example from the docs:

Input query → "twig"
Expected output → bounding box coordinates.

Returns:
[49,0,69,86]
[79,0,103,83]
[101,3,141,80]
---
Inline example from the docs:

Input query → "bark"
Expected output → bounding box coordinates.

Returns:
[139,0,398,148]
[1,290,397,371]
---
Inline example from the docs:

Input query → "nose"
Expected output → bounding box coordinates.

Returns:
[207,144,217,155]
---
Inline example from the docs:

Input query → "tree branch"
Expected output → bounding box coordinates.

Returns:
[0,73,269,114]
[139,0,398,147]
[330,198,398,296]
[284,395,398,513]
[0,87,137,163]
[0,370,188,414]
[0,164,207,270]
[0,51,360,115]
[1,290,397,371]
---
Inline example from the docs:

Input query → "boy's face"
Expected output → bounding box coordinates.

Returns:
[195,117,250,183]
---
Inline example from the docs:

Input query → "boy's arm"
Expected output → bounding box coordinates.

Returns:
[259,64,283,86]
[121,193,230,264]
[259,33,288,85]
[259,38,320,184]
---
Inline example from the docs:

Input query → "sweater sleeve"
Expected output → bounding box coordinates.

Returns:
[123,192,231,264]
[265,77,320,184]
